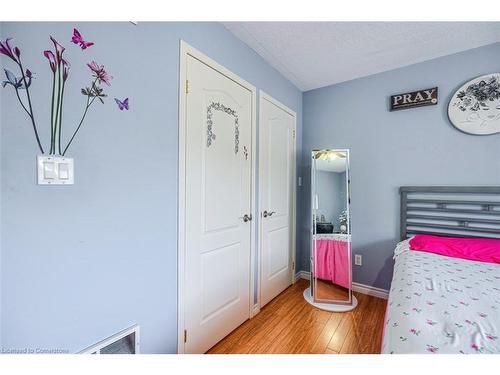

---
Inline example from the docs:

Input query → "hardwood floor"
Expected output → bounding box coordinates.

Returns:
[207,279,387,354]
[315,279,349,301]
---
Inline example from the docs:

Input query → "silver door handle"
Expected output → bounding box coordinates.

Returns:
[263,210,276,218]
[239,214,252,222]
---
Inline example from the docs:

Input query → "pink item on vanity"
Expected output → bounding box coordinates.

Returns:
[315,238,350,288]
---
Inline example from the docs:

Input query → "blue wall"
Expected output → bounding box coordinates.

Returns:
[0,22,302,354]
[300,42,500,290]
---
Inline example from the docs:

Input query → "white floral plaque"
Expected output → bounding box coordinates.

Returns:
[448,73,500,135]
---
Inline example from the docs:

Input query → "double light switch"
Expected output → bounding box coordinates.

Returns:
[37,155,74,185]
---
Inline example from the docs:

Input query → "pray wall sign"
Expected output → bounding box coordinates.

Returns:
[390,87,438,111]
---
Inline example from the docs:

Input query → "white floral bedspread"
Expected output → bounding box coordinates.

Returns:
[382,239,500,354]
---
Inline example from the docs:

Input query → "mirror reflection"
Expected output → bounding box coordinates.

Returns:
[312,150,352,304]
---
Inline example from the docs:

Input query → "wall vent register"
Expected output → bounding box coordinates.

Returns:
[79,325,139,354]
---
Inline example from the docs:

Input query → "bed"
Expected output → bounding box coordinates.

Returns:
[381,186,500,354]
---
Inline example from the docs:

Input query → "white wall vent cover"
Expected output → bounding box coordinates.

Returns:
[79,324,140,354]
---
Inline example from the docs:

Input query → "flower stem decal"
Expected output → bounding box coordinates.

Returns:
[44,36,69,155]
[1,38,44,153]
[62,61,111,156]
[63,76,102,156]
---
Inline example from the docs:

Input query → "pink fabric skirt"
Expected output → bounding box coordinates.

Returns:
[315,239,350,289]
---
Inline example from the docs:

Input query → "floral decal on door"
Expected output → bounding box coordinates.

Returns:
[206,101,240,154]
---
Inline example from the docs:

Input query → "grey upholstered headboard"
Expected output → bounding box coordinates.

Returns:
[400,186,500,240]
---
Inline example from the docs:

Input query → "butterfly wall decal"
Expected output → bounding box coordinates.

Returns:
[71,28,94,50]
[114,98,129,110]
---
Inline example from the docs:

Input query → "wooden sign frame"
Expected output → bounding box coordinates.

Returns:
[390,87,438,111]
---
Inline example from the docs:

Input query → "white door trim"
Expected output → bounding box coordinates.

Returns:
[177,40,257,354]
[257,90,297,311]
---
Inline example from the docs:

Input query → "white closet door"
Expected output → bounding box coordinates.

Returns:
[184,55,253,353]
[259,94,296,307]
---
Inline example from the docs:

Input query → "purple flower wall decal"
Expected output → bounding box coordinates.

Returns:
[2,69,23,88]
[0,38,17,62]
[1,37,43,152]
[63,56,115,156]
[13,46,21,59]
[61,58,70,82]
[1,29,124,156]
[87,61,112,86]
[50,36,65,62]
[43,50,57,72]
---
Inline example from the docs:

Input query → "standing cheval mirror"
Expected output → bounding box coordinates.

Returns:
[303,149,358,312]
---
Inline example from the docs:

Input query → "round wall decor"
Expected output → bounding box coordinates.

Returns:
[448,73,500,135]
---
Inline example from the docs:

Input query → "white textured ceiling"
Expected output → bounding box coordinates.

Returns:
[223,22,500,91]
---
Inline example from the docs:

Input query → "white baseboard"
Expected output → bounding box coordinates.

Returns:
[294,271,389,300]
[251,303,260,318]
[352,283,389,300]
[295,270,310,281]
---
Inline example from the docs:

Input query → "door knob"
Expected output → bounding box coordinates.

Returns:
[263,210,276,218]
[240,214,252,222]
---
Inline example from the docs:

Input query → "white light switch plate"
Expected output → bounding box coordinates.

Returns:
[37,155,74,185]
[354,254,362,266]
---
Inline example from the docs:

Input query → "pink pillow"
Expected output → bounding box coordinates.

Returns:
[409,234,500,264]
